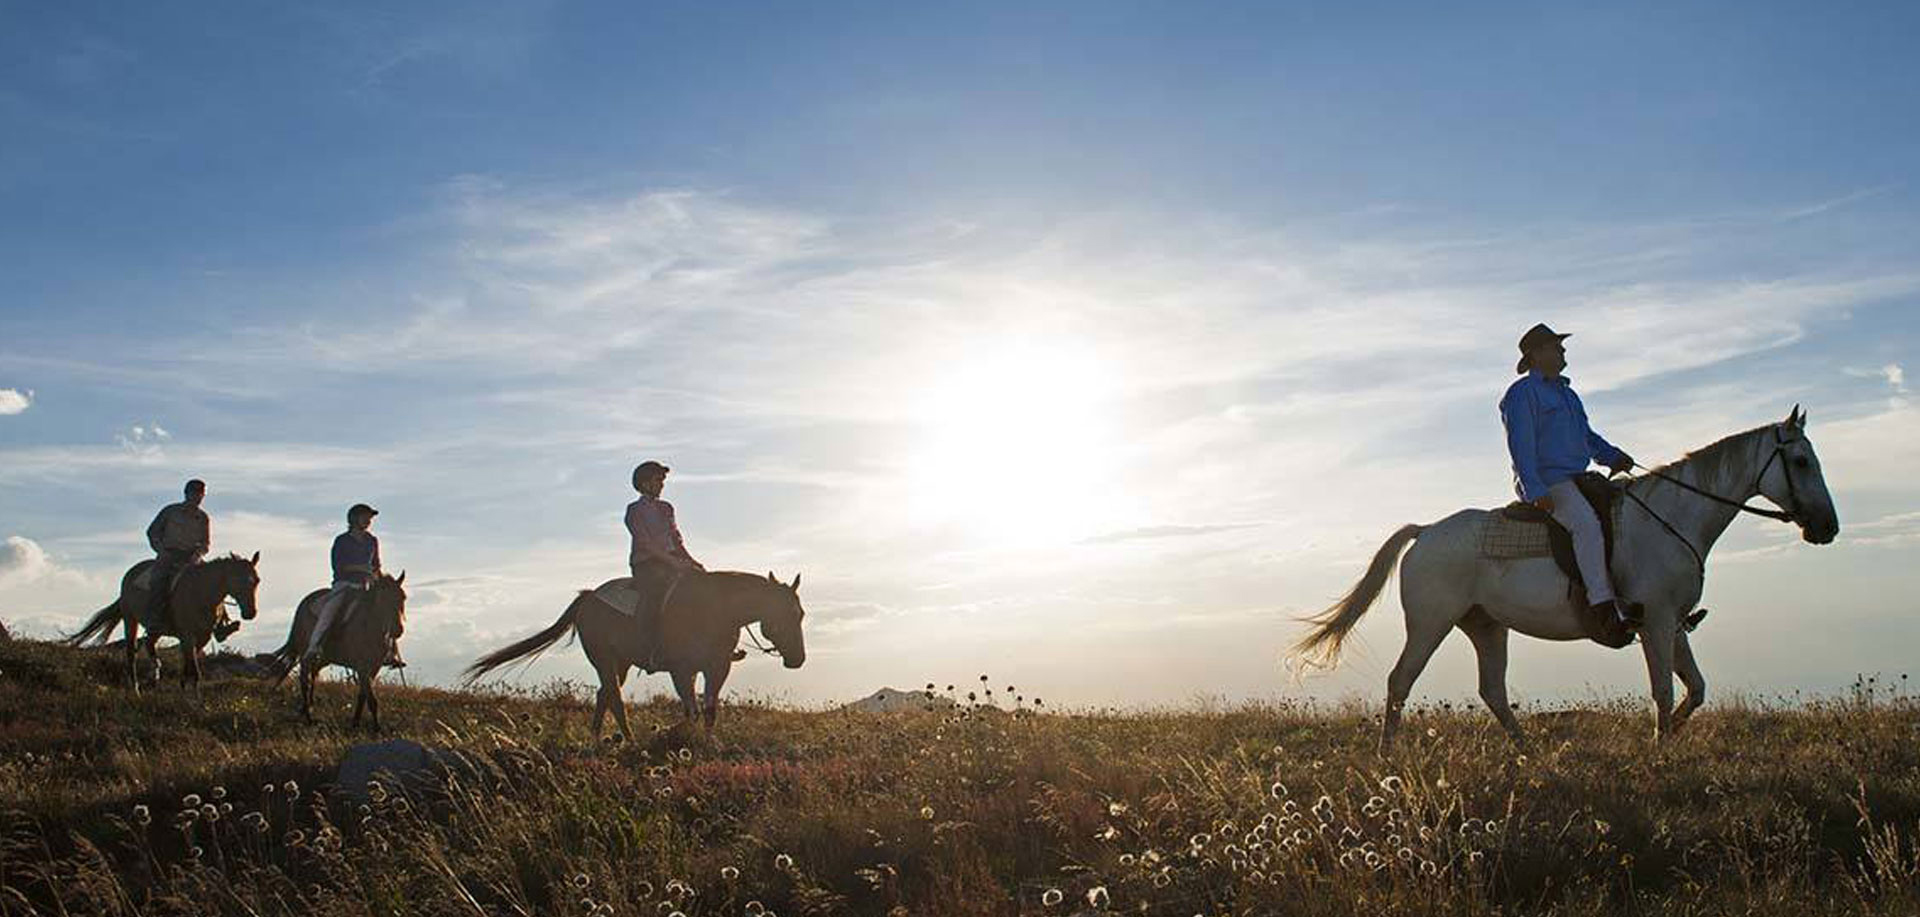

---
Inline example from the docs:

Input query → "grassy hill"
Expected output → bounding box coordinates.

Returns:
[1,637,1916,916]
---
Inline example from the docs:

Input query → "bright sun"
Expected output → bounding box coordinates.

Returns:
[905,337,1126,548]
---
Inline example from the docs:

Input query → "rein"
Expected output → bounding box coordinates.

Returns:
[1618,428,1802,573]
[741,623,783,657]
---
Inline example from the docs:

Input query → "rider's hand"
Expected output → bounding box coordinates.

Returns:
[1531,495,1554,512]
[1608,453,1634,476]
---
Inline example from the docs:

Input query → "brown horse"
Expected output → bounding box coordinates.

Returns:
[66,553,262,691]
[265,574,407,731]
[463,571,807,735]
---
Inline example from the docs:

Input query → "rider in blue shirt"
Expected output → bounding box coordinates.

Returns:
[1500,324,1636,640]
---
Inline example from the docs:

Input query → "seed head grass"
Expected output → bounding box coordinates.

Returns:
[0,639,1917,915]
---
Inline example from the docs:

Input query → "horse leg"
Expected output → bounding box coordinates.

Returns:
[701,665,732,730]
[351,672,369,729]
[610,666,634,739]
[1639,613,1680,741]
[122,614,140,692]
[1673,630,1707,728]
[670,669,698,723]
[1382,614,1452,752]
[365,672,381,733]
[1458,608,1525,745]
[299,663,317,725]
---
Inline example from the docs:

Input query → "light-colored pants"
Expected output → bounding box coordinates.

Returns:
[1548,479,1614,605]
[305,581,365,656]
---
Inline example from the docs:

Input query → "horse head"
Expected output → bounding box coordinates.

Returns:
[1764,405,1839,545]
[370,571,409,632]
[759,571,807,669]
[221,551,263,620]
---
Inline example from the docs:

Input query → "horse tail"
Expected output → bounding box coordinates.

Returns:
[460,592,589,685]
[263,628,301,685]
[65,601,124,647]
[1291,523,1425,671]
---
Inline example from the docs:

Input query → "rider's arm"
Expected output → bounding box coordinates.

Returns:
[1572,390,1626,468]
[1500,385,1549,502]
[146,508,168,553]
[664,503,702,570]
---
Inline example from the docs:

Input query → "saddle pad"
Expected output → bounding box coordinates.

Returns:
[589,577,642,617]
[1478,503,1625,560]
[1479,513,1554,559]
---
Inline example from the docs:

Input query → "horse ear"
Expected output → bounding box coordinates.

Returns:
[396,570,406,586]
[767,570,777,584]
[1786,404,1804,427]
[790,573,801,592]
[250,551,260,565]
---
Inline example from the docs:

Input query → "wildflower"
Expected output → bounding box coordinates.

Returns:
[720,865,740,881]
[132,804,151,825]
[636,880,655,898]
[1380,775,1404,794]
[285,829,306,845]
[774,853,794,871]
[746,902,766,916]
[920,806,935,820]
[1095,826,1118,841]
[1363,795,1386,816]
[1397,847,1414,861]
[677,748,693,762]
[262,783,275,795]
[573,873,592,889]
[1270,781,1287,799]
[182,794,202,808]
[1420,859,1439,876]
[1107,801,1128,817]
[1041,888,1064,907]
[210,786,227,801]
[283,780,299,795]
[188,846,202,860]
[1085,886,1110,908]
[1118,853,1136,866]
[1189,832,1210,849]
[1426,727,1438,738]
[201,804,220,822]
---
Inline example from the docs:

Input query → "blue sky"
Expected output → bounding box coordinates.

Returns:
[3,1,1917,707]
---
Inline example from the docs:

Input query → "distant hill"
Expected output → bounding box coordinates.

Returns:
[842,686,956,713]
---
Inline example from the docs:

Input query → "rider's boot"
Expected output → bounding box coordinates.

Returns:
[384,641,407,668]
[1587,599,1636,649]
[214,619,241,642]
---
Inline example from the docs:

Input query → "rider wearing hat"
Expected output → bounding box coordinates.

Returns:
[1501,324,1637,641]
[304,502,401,667]
[626,461,704,672]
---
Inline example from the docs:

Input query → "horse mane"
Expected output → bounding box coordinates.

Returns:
[1642,423,1776,488]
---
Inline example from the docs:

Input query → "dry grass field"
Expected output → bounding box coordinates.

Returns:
[1,636,1916,916]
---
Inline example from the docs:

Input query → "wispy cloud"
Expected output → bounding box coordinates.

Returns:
[1081,523,1264,545]
[0,388,29,415]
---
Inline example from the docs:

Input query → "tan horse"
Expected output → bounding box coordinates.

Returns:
[264,574,407,731]
[66,553,261,691]
[463,571,807,735]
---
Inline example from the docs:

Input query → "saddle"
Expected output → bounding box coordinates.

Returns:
[132,560,195,593]
[1493,471,1620,598]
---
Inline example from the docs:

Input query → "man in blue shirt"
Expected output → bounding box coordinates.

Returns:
[1501,324,1636,638]
[304,503,401,667]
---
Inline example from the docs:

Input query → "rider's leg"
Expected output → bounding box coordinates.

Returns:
[142,553,182,631]
[304,587,348,661]
[1547,479,1617,611]
[632,563,668,671]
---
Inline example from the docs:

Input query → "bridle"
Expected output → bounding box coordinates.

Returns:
[1619,424,1805,573]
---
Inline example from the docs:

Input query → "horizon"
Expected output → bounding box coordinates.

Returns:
[4,1,1918,710]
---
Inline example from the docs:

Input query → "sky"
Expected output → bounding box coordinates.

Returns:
[3,1,1917,710]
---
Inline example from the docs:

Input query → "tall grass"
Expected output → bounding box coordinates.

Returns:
[1,638,1916,915]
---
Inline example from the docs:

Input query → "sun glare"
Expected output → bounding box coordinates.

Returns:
[905,338,1126,548]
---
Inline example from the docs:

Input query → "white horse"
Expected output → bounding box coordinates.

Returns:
[1295,407,1838,746]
